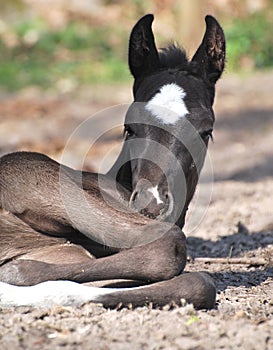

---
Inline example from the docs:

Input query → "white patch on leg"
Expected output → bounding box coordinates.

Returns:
[0,281,152,308]
[0,281,125,308]
[147,185,163,205]
[145,83,189,124]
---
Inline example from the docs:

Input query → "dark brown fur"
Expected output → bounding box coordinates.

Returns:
[0,14,225,309]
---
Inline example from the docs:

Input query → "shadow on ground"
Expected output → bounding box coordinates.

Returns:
[187,227,273,258]
[215,154,273,182]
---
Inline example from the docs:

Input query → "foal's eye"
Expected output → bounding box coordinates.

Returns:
[200,129,213,141]
[123,125,135,139]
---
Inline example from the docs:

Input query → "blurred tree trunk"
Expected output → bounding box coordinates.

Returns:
[174,0,206,58]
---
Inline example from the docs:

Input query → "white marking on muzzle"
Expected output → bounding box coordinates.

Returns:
[147,185,163,205]
[145,83,189,124]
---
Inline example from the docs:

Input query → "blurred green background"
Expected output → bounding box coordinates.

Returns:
[0,0,272,92]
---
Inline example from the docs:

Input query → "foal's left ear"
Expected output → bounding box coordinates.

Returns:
[129,14,160,80]
[192,15,226,85]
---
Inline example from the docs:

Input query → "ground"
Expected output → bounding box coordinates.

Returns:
[0,72,272,349]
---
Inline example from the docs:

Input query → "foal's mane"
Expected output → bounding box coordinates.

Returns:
[158,44,206,81]
[158,44,189,70]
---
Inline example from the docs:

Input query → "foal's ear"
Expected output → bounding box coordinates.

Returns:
[129,14,160,79]
[192,15,226,84]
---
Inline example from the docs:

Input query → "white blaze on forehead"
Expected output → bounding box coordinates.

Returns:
[145,83,189,124]
[147,185,163,205]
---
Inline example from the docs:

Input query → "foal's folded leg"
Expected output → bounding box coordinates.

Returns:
[96,272,216,310]
[0,272,215,310]
[69,225,187,283]
[0,224,186,286]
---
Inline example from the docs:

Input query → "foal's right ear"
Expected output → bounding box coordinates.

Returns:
[129,14,160,80]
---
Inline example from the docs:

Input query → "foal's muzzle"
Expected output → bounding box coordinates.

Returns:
[129,179,174,219]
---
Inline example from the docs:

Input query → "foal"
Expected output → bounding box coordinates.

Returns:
[0,14,225,309]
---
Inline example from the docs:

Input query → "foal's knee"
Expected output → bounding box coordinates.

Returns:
[158,226,187,279]
[139,224,187,282]
[175,272,216,309]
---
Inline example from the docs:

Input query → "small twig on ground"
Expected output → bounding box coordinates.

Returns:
[188,257,270,266]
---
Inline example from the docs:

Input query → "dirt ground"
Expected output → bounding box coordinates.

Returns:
[0,71,272,349]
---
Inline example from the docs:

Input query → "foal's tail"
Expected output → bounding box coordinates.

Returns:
[0,272,216,310]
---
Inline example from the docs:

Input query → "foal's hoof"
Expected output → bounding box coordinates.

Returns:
[96,271,216,310]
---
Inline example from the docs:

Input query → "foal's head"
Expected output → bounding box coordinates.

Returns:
[114,14,225,228]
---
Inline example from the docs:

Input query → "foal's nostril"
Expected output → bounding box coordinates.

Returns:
[159,191,174,218]
[129,190,139,210]
[163,192,169,207]
[131,191,138,202]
